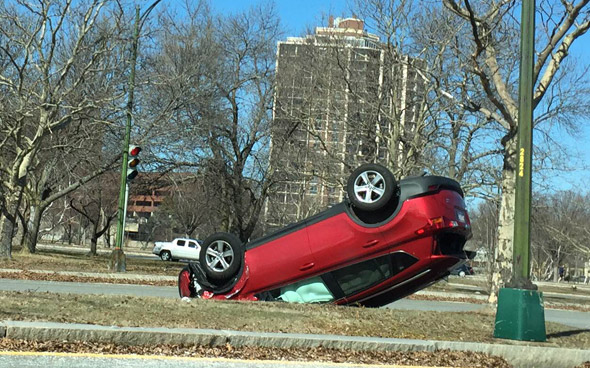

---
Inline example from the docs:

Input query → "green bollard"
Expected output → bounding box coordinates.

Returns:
[493,287,546,342]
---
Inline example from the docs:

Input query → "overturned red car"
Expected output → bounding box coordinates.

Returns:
[178,163,473,307]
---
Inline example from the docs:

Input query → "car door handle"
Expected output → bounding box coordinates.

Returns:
[362,239,379,248]
[300,262,315,271]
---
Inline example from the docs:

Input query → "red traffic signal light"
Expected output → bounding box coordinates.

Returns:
[127,145,141,181]
[129,146,141,156]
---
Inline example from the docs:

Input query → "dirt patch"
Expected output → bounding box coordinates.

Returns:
[0,338,514,367]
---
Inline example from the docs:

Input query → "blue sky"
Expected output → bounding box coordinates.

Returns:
[208,0,590,192]
[209,0,347,35]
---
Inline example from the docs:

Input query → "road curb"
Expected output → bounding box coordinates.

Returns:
[1,320,589,368]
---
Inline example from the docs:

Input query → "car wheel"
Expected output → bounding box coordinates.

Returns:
[347,163,397,211]
[160,250,172,261]
[178,267,196,298]
[200,232,243,282]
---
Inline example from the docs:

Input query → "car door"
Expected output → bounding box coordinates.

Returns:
[174,239,188,259]
[245,221,314,291]
[186,240,200,260]
[306,212,385,272]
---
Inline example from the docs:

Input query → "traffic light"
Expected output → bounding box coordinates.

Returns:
[127,145,141,181]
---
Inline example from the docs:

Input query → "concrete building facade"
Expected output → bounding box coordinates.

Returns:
[265,17,427,229]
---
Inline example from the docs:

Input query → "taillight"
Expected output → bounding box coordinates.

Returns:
[415,216,461,235]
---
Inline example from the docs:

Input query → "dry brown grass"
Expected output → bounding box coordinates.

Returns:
[1,291,589,350]
[0,338,514,368]
[1,249,183,276]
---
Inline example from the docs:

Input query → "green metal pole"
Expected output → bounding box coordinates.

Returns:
[494,0,546,342]
[113,6,140,271]
[513,0,535,284]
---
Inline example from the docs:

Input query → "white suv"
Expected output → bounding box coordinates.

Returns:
[152,238,202,261]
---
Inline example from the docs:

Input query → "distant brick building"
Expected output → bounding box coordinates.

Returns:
[128,186,168,218]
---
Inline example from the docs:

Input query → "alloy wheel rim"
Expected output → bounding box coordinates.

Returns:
[205,240,234,272]
[353,170,386,204]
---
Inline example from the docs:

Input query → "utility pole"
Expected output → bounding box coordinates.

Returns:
[493,0,546,342]
[111,1,161,272]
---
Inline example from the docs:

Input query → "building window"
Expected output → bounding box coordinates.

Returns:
[331,130,339,143]
[309,177,318,194]
[314,119,323,130]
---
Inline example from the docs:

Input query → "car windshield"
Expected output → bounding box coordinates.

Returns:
[279,276,334,303]
[275,252,419,304]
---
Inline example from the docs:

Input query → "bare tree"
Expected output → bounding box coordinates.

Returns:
[147,2,282,242]
[0,0,126,259]
[469,198,500,289]
[531,191,590,280]
[158,176,210,239]
[345,1,590,302]
[438,0,590,302]
[69,173,119,255]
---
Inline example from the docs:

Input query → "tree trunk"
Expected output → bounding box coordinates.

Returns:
[17,209,28,249]
[22,204,44,254]
[89,221,99,256]
[104,229,111,248]
[0,190,22,259]
[66,224,73,245]
[488,138,517,304]
[90,236,98,255]
[0,213,14,260]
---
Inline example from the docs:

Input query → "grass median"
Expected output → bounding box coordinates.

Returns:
[2,248,183,276]
[1,290,589,350]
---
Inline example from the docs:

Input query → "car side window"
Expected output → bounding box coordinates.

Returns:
[177,240,186,247]
[188,241,196,248]
[331,252,418,297]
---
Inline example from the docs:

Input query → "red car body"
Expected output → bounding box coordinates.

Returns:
[179,175,473,307]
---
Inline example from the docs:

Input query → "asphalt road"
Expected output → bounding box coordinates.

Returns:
[1,278,589,329]
[0,278,178,298]
[0,352,396,368]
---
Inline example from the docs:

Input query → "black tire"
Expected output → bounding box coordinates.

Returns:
[347,163,397,211]
[199,232,243,282]
[160,250,172,261]
[178,267,196,298]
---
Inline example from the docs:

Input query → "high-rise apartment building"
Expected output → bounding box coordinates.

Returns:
[266,17,426,229]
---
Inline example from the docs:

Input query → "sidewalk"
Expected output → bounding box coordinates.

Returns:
[1,320,589,368]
